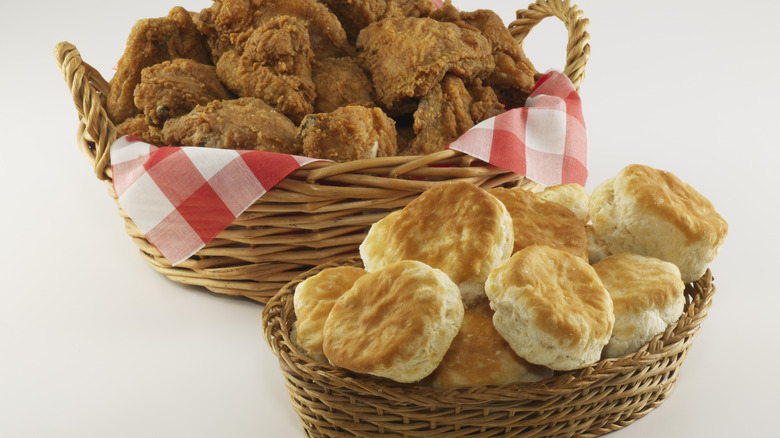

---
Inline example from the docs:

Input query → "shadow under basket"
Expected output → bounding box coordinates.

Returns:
[53,0,591,303]
[262,257,715,438]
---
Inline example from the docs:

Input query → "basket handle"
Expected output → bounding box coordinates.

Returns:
[54,41,117,181]
[509,0,590,91]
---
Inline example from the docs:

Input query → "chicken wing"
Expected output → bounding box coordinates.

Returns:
[161,97,301,153]
[108,6,211,124]
[356,16,494,115]
[115,115,167,146]
[196,0,352,62]
[405,74,504,155]
[216,15,316,124]
[297,105,397,162]
[432,3,537,108]
[133,58,233,126]
[311,56,374,113]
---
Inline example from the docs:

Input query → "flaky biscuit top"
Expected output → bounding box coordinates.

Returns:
[322,260,462,376]
[489,187,588,259]
[489,246,613,348]
[592,253,684,316]
[380,180,512,284]
[617,164,728,243]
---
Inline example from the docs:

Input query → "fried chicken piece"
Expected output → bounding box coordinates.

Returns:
[297,105,397,162]
[115,114,166,145]
[320,0,433,41]
[356,16,495,115]
[108,6,211,124]
[196,0,352,62]
[216,15,316,124]
[432,2,537,108]
[405,75,504,155]
[311,57,374,113]
[133,59,233,126]
[161,97,301,153]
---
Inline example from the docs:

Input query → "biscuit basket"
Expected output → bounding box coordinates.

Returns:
[54,0,590,303]
[262,257,716,437]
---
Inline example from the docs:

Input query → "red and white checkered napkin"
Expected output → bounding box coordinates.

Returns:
[110,140,322,265]
[109,70,586,265]
[448,70,587,186]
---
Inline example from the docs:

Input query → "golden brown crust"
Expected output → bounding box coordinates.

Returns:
[196,0,352,62]
[429,309,552,390]
[108,6,212,124]
[406,75,504,155]
[620,164,728,243]
[215,15,315,124]
[161,97,301,153]
[115,115,166,145]
[293,266,367,362]
[322,260,464,383]
[311,57,375,113]
[298,105,397,161]
[361,181,512,286]
[133,59,233,126]
[489,187,588,259]
[356,16,495,115]
[486,246,614,370]
[593,253,684,317]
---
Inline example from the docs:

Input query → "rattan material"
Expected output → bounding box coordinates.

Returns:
[262,257,715,438]
[54,0,590,303]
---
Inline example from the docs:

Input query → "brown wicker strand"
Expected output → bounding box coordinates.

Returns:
[508,0,591,90]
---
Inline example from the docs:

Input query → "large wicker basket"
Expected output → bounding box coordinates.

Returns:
[262,257,716,437]
[54,0,590,303]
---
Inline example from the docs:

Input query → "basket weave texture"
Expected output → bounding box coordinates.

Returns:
[54,0,590,303]
[262,257,715,438]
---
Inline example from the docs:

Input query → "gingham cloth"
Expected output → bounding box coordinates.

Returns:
[110,70,586,265]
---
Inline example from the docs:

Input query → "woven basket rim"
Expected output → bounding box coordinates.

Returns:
[262,256,715,406]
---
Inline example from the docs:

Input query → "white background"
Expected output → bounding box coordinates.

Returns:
[2,0,777,437]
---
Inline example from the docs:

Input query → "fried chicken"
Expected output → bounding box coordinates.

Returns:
[161,97,301,153]
[196,0,352,62]
[297,105,397,162]
[356,16,495,115]
[115,114,166,145]
[107,6,212,124]
[320,0,434,42]
[432,2,537,108]
[311,57,374,113]
[216,15,316,124]
[133,58,233,126]
[405,74,504,155]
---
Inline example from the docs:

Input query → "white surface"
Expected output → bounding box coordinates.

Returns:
[2,0,777,437]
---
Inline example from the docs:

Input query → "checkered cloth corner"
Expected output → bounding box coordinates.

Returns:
[110,137,322,265]
[449,70,587,186]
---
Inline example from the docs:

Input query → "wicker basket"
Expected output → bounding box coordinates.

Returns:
[54,0,590,303]
[262,257,716,438]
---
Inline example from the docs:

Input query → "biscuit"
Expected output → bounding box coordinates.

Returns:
[593,253,685,358]
[537,183,590,223]
[429,309,553,390]
[359,180,513,306]
[322,260,464,383]
[485,245,614,371]
[589,164,728,283]
[488,187,588,260]
[293,266,367,362]
[585,224,610,264]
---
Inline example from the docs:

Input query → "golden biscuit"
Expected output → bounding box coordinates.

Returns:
[593,253,685,358]
[537,183,590,223]
[360,180,513,306]
[488,187,588,260]
[429,309,553,390]
[485,245,614,371]
[293,266,367,362]
[589,164,728,283]
[322,260,464,383]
